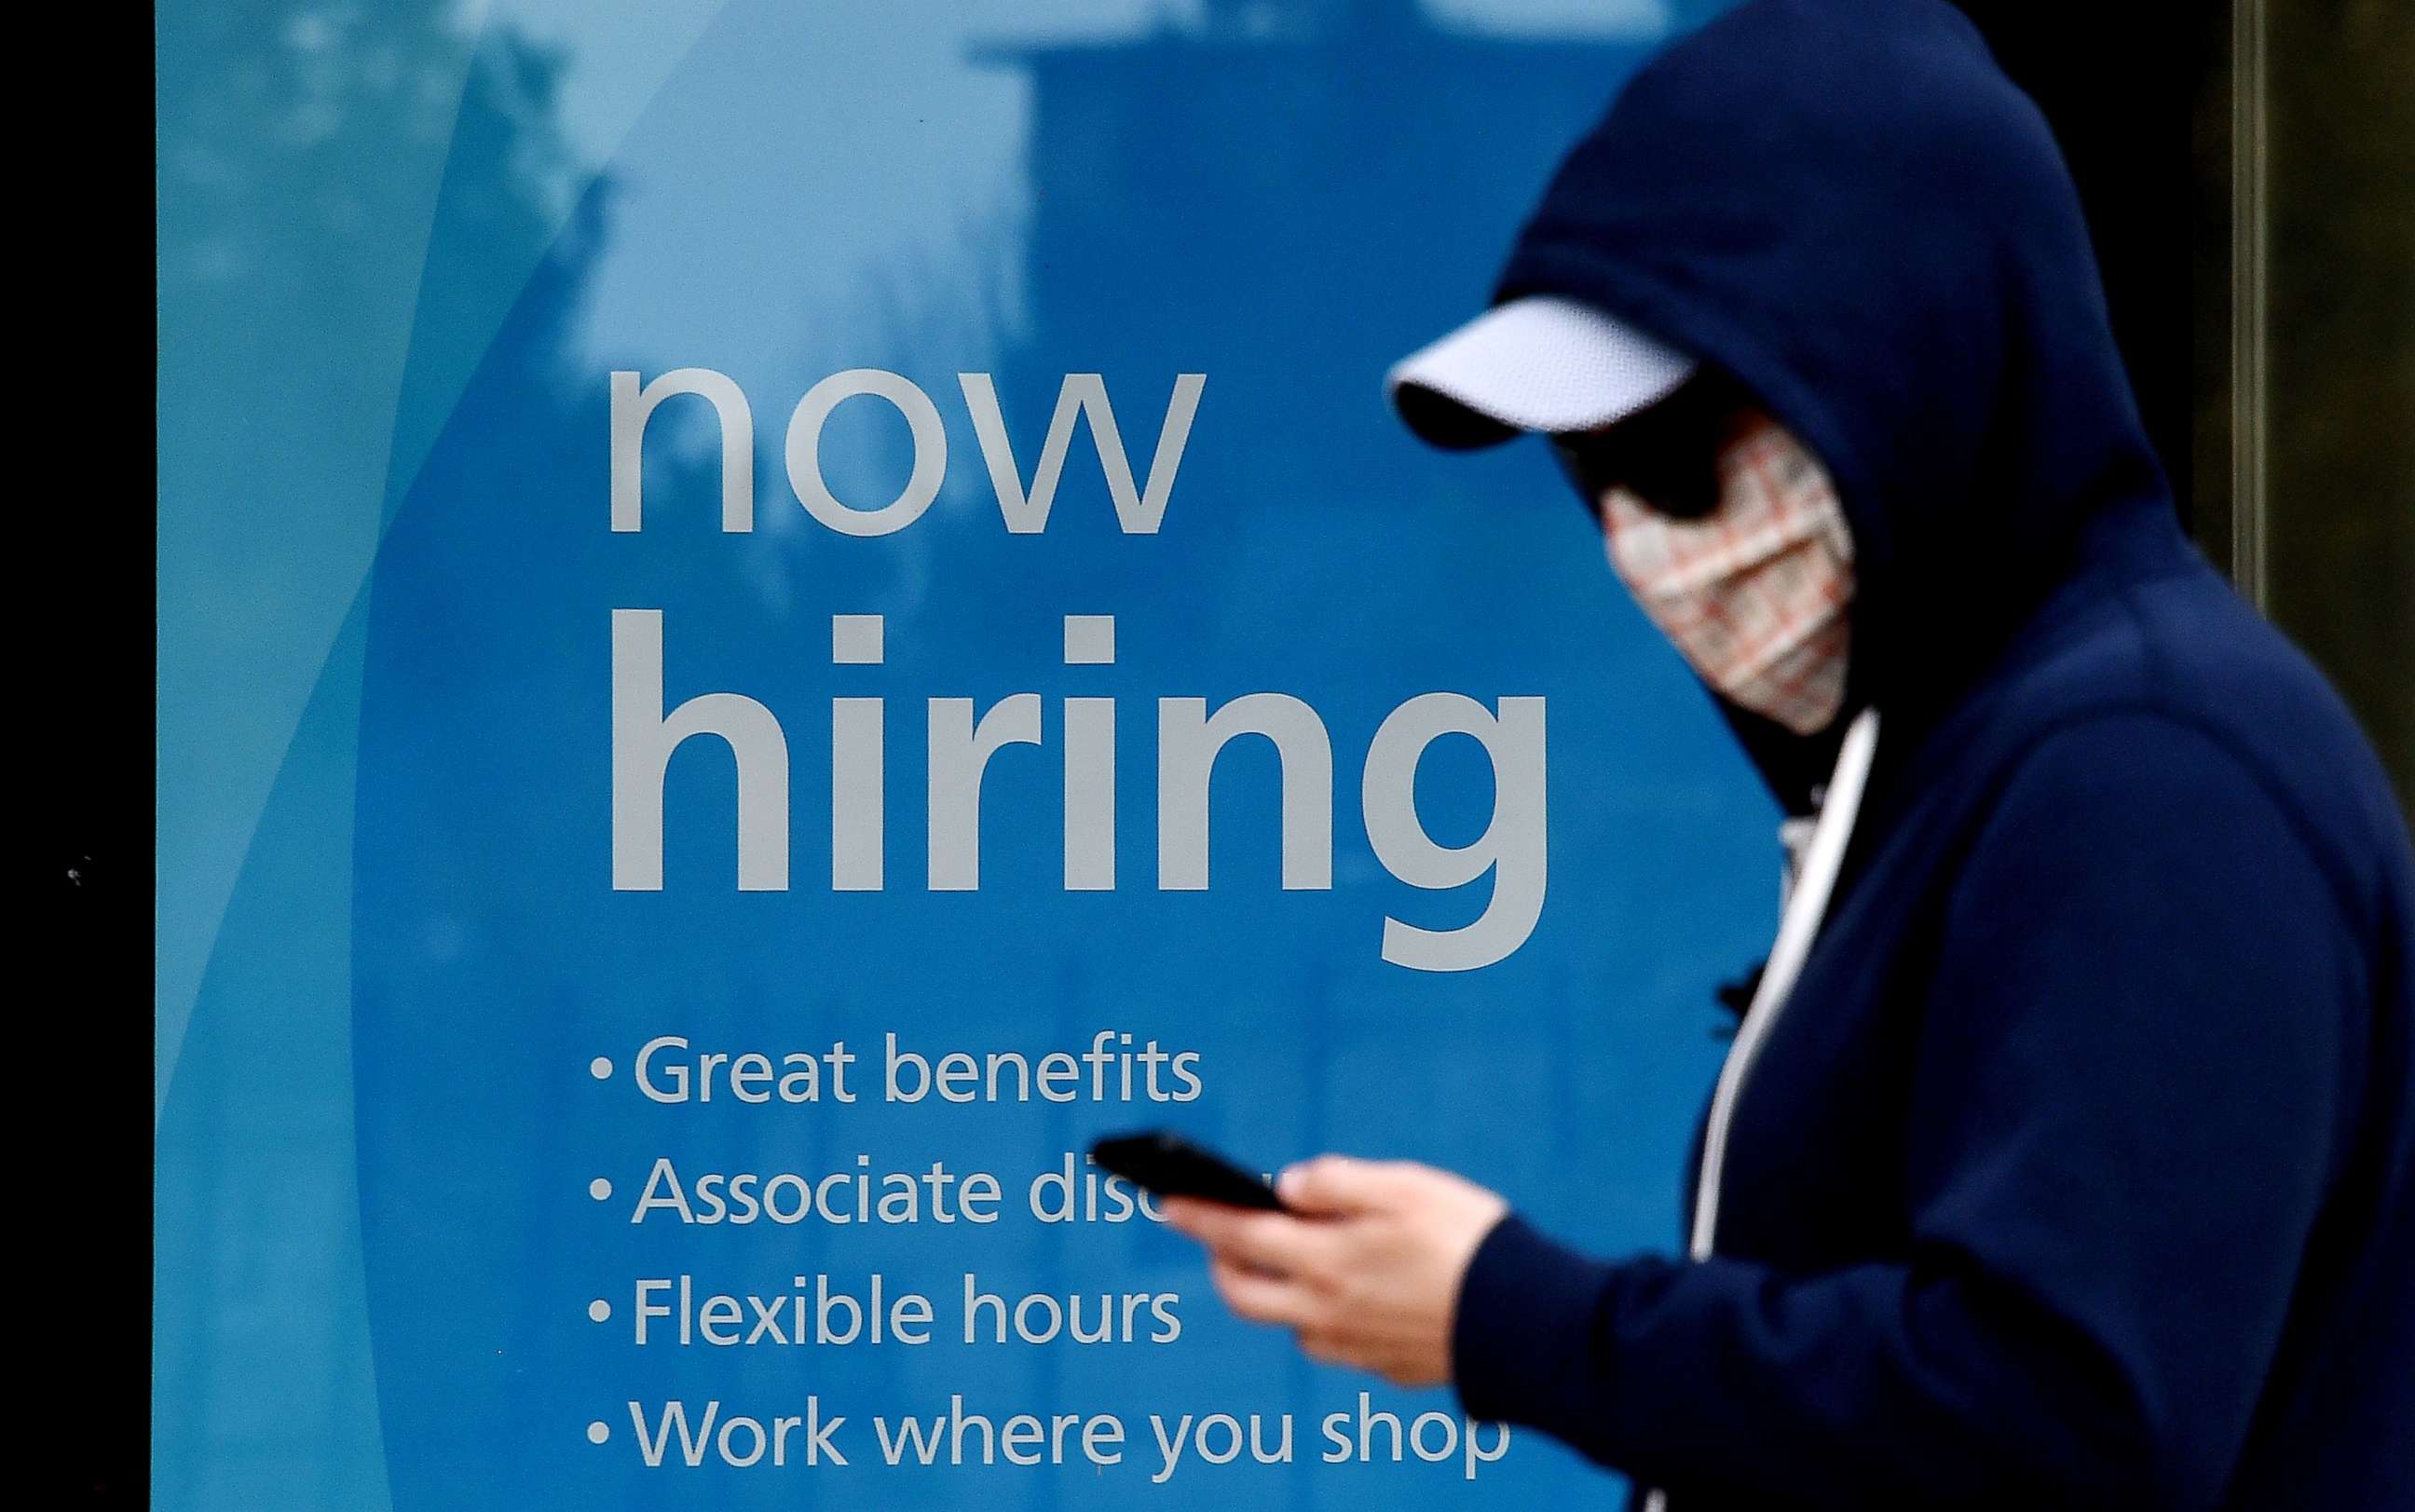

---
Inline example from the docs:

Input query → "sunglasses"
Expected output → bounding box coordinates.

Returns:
[1549,372,1751,524]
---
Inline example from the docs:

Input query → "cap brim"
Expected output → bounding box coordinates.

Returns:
[1385,294,1697,451]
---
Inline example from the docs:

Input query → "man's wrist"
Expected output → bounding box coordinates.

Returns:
[1449,1210,1616,1432]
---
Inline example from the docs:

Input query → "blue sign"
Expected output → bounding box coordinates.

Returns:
[157,4,1767,1507]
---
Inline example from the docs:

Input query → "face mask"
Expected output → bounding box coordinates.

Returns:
[1595,414,1855,735]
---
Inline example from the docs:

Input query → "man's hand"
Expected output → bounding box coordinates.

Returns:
[1161,1155,1508,1386]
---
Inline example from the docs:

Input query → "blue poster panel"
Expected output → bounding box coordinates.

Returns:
[157,4,1767,1507]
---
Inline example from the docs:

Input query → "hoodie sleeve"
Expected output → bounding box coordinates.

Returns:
[1451,713,2367,1510]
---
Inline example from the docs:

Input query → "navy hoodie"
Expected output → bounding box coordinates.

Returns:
[1443,4,2415,1508]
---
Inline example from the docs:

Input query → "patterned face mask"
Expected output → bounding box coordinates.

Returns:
[1593,414,1855,735]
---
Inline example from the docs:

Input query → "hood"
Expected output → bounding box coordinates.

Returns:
[1494,0,2169,806]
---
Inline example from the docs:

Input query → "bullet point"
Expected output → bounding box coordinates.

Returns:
[588,1299,611,1323]
[587,1421,610,1445]
[588,1178,612,1201]
[589,1056,612,1081]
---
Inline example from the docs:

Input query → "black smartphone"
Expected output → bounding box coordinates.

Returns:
[1090,1129,1287,1211]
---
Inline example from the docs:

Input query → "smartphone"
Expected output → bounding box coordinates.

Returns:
[1090,1129,1287,1211]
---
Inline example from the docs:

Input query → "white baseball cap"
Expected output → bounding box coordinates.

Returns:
[1385,293,1698,450]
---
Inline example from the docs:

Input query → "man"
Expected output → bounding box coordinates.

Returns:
[1161,2,2415,1507]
